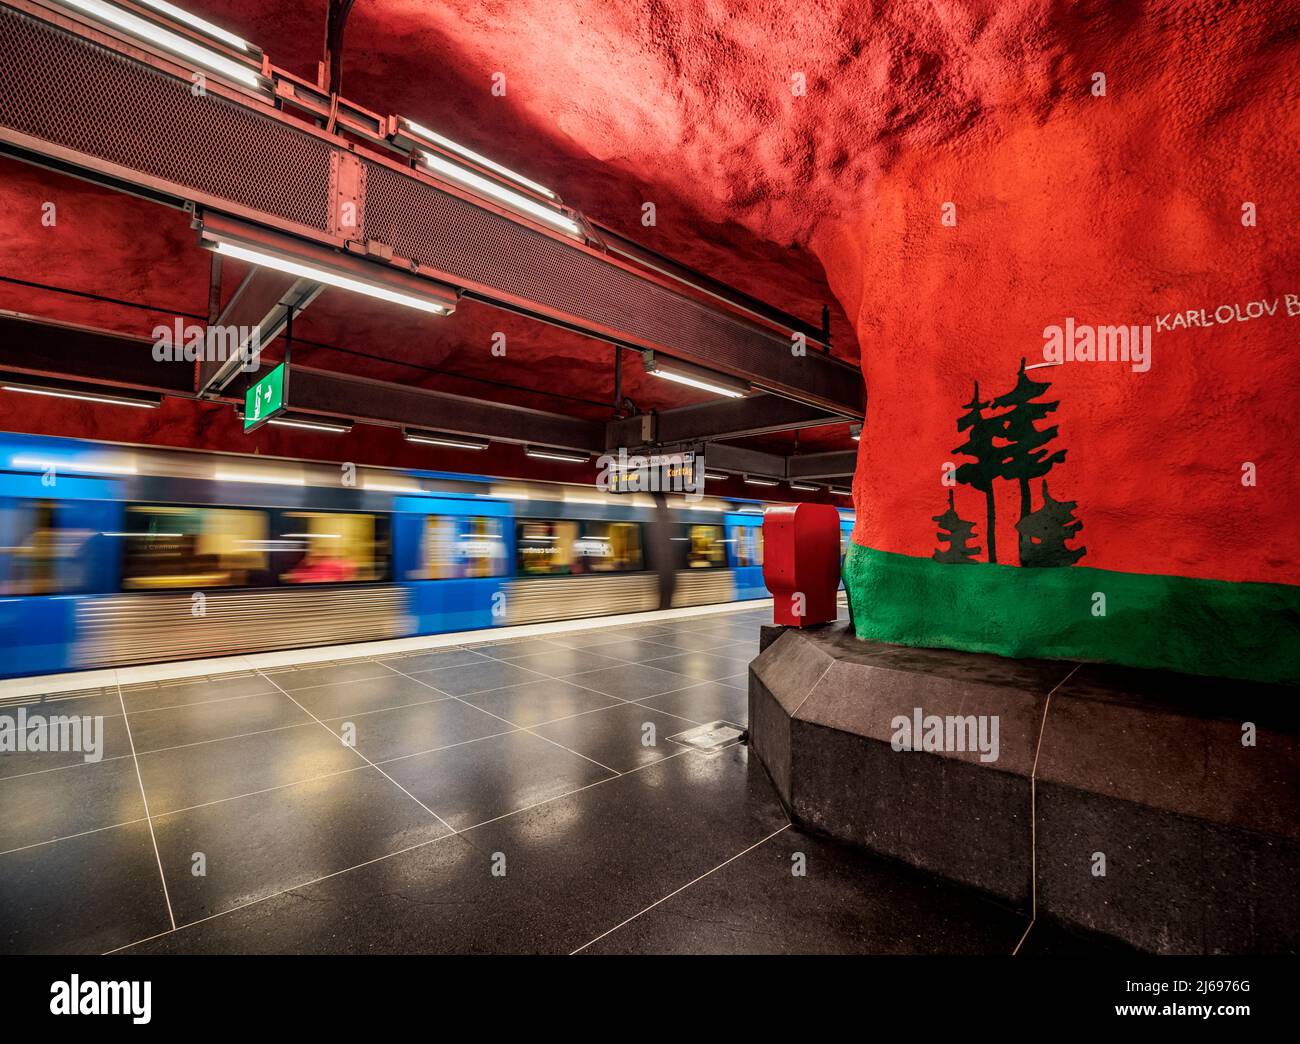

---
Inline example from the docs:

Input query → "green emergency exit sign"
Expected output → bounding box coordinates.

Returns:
[243,362,287,432]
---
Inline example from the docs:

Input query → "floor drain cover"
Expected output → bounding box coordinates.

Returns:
[669,721,744,752]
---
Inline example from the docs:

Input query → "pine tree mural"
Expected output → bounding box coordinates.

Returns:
[932,490,981,563]
[1016,481,1086,566]
[992,358,1067,565]
[952,381,1006,563]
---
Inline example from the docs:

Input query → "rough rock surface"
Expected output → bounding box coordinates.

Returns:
[2,0,1296,586]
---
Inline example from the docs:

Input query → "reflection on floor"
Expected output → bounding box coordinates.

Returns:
[0,603,1113,955]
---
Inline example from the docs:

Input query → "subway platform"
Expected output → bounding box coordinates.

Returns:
[0,600,1117,956]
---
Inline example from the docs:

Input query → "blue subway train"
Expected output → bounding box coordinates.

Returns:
[0,432,854,678]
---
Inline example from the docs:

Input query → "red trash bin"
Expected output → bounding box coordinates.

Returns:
[762,503,842,626]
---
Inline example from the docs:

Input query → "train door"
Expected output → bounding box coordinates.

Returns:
[0,472,120,677]
[393,496,513,635]
[724,512,766,600]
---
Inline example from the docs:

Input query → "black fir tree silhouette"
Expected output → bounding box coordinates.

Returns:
[1016,481,1086,566]
[952,381,1006,563]
[992,358,1067,564]
[932,490,981,564]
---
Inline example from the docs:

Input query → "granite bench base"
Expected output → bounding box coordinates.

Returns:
[748,623,1299,954]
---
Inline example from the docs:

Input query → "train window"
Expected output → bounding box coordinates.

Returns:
[515,519,645,576]
[733,525,764,567]
[276,512,389,585]
[0,499,91,595]
[516,519,575,575]
[572,521,643,574]
[415,515,507,579]
[120,505,272,590]
[673,523,727,569]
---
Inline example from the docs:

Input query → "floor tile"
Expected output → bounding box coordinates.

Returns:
[123,833,560,954]
[0,711,132,779]
[0,757,145,852]
[125,691,309,754]
[135,722,361,815]
[640,681,747,726]
[0,687,123,721]
[566,637,680,663]
[531,703,696,773]
[0,821,173,954]
[283,673,448,720]
[582,827,1028,955]
[264,660,396,691]
[150,767,448,924]
[564,663,699,701]
[644,630,742,653]
[377,649,489,673]
[493,647,628,678]
[459,678,623,728]
[121,673,277,712]
[641,651,752,682]
[383,730,615,831]
[410,658,548,697]
[546,628,635,649]
[461,744,788,951]
[325,698,512,763]
[470,639,569,660]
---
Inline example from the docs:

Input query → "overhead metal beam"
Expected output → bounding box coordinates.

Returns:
[786,450,858,480]
[199,267,323,395]
[0,313,603,452]
[0,0,864,416]
[0,311,193,392]
[284,369,603,452]
[606,394,841,449]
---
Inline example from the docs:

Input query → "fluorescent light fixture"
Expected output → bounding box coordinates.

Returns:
[2,378,160,409]
[642,351,749,399]
[11,455,137,476]
[280,532,340,539]
[214,469,304,486]
[420,153,580,237]
[103,530,183,537]
[267,413,352,434]
[524,446,590,463]
[403,428,490,451]
[789,482,820,492]
[404,120,558,201]
[703,471,728,481]
[57,0,262,89]
[136,0,250,50]
[208,240,453,316]
[831,485,852,496]
[744,475,780,487]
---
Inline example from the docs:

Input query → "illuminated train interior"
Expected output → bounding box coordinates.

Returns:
[0,431,855,677]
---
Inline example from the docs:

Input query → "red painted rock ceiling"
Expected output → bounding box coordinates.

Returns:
[1,0,1296,581]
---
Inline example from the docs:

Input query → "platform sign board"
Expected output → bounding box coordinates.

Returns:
[243,362,287,432]
[605,450,698,495]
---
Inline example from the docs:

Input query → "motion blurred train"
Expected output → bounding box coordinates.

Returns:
[0,431,854,678]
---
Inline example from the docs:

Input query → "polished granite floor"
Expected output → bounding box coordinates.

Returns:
[0,604,1097,955]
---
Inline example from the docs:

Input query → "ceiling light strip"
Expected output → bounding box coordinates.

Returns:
[57,0,262,89]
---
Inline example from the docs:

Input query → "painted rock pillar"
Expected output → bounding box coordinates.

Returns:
[821,15,1300,684]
